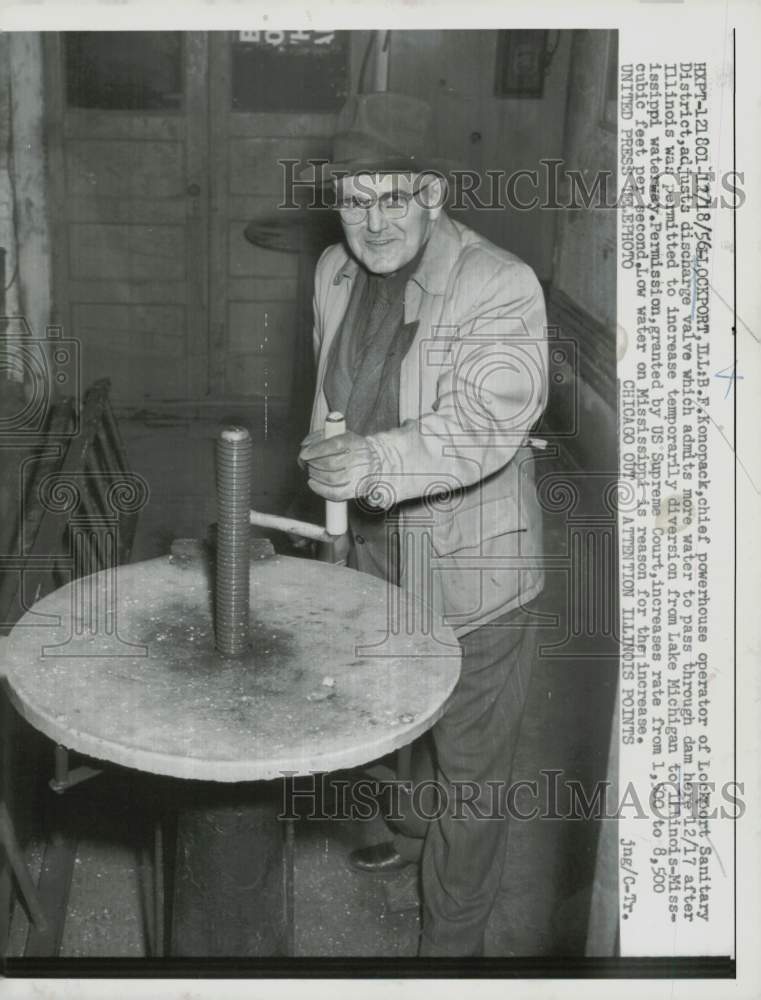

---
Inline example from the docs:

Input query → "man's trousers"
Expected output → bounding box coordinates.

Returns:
[388,610,534,957]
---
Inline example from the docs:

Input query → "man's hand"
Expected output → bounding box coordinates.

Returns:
[299,430,377,503]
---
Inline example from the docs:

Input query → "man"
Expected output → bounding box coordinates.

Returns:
[298,92,548,957]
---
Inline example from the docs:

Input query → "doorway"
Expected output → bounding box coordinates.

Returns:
[44,31,355,409]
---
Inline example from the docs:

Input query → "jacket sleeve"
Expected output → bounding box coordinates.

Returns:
[364,256,548,505]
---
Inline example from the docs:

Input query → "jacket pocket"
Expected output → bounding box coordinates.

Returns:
[430,495,525,557]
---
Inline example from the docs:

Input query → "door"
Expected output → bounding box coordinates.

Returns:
[45,32,210,406]
[45,30,360,410]
[206,31,349,402]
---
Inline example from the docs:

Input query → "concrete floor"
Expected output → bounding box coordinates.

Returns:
[5,411,618,959]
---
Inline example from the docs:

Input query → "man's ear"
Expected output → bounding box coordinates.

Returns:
[419,173,447,218]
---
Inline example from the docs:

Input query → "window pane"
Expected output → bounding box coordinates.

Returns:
[231,31,348,112]
[494,30,548,99]
[65,32,183,111]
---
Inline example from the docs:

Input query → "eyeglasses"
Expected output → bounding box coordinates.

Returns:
[336,181,436,225]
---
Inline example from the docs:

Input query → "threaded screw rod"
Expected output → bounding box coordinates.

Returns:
[215,426,252,657]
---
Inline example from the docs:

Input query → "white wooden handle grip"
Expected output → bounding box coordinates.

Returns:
[324,412,348,537]
[248,509,331,544]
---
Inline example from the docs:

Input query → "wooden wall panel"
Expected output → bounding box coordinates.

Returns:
[229,228,298,280]
[64,140,185,200]
[68,223,186,282]
[390,29,572,282]
[225,300,298,397]
[72,302,188,398]
[208,30,358,400]
[551,30,617,333]
[544,30,617,482]
[46,32,210,406]
[228,137,330,197]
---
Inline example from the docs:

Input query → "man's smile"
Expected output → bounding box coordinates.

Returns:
[338,172,438,274]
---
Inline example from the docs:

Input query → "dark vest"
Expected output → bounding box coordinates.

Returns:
[322,247,425,583]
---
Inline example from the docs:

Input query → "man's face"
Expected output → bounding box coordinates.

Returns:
[337,173,443,275]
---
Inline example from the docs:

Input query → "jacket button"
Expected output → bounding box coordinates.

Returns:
[355,534,365,544]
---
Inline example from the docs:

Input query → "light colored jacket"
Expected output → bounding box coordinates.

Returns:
[310,212,548,636]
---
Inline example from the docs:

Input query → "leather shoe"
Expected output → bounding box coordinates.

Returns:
[348,841,414,873]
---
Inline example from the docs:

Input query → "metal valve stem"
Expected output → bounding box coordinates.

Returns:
[215,426,252,657]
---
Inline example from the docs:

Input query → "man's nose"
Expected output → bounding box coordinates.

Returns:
[365,202,387,233]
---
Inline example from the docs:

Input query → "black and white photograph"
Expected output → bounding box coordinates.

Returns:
[0,4,758,993]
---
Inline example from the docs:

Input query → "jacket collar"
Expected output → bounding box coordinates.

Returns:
[332,211,461,296]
